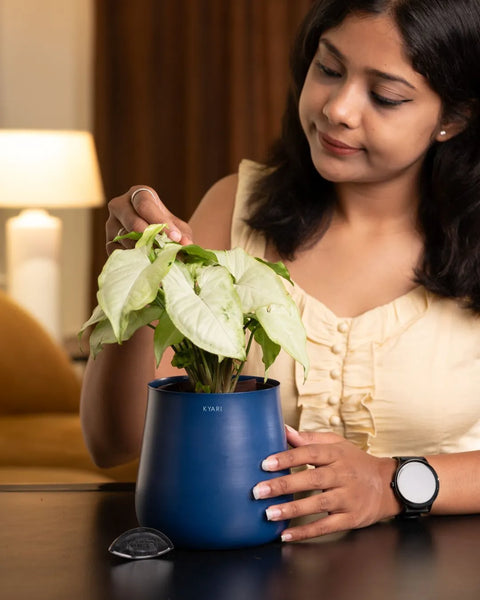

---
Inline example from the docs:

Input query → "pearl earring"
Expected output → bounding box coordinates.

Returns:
[440,130,447,137]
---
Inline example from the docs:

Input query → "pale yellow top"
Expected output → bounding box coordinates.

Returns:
[232,160,480,457]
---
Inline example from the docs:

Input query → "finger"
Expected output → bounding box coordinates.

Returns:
[105,205,148,257]
[170,217,194,245]
[261,442,339,473]
[280,512,353,542]
[129,187,166,228]
[107,191,149,235]
[285,425,344,448]
[105,220,137,255]
[253,464,337,500]
[265,489,339,524]
[129,186,193,244]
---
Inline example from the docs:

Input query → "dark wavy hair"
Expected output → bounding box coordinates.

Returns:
[247,0,480,311]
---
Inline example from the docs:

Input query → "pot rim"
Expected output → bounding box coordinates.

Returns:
[148,375,280,393]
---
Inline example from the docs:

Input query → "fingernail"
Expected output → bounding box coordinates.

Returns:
[265,507,282,521]
[285,424,297,434]
[281,532,293,542]
[261,457,279,471]
[169,230,182,242]
[252,483,271,500]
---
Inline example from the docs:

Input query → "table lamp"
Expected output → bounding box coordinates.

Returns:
[0,130,104,341]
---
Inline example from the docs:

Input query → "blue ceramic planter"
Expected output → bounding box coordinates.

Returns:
[135,376,292,549]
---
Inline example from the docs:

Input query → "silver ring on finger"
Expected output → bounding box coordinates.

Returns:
[130,187,156,205]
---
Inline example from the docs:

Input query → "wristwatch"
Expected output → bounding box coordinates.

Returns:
[391,457,439,517]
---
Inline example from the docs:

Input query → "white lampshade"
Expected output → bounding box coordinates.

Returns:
[0,129,105,340]
[0,129,104,208]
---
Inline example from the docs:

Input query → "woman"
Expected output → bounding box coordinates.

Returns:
[81,0,480,541]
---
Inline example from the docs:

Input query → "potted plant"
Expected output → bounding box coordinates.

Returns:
[82,224,309,549]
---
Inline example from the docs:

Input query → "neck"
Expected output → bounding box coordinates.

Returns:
[332,177,421,234]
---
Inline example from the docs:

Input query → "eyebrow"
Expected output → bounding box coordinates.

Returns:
[319,38,417,91]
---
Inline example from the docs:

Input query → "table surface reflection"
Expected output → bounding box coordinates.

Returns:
[1,482,480,600]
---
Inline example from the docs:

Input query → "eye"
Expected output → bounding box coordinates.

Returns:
[371,91,412,108]
[315,61,342,78]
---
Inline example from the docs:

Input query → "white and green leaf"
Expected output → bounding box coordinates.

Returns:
[251,324,281,376]
[254,257,293,284]
[153,311,184,366]
[84,225,310,390]
[255,301,309,379]
[135,223,168,252]
[181,244,218,264]
[88,304,162,357]
[78,304,106,338]
[162,262,246,360]
[97,243,180,339]
[213,247,292,313]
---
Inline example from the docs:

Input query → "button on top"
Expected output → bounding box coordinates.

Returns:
[328,395,340,406]
[331,343,343,355]
[337,322,349,334]
[330,415,341,427]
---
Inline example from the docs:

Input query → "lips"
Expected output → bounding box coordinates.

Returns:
[320,133,362,155]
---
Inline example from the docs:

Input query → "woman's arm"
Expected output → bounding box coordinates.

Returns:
[427,451,480,515]
[80,174,238,467]
[253,427,480,542]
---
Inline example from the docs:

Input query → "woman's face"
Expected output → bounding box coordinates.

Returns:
[299,13,445,189]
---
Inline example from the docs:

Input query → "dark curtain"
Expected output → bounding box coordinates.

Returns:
[91,0,312,307]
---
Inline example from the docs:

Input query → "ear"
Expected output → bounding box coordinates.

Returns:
[435,121,467,142]
[435,105,474,142]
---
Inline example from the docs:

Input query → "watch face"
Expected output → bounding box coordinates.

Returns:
[396,461,437,504]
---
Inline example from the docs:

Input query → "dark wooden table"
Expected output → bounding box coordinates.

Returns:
[1,483,480,600]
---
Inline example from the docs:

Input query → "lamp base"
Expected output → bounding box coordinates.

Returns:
[6,209,61,340]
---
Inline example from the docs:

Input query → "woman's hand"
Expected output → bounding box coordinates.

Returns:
[253,426,400,541]
[106,185,193,254]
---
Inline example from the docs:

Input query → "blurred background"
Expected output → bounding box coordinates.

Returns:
[0,0,312,341]
[0,0,95,340]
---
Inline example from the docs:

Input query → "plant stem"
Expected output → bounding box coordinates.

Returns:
[171,336,251,393]
[229,323,256,392]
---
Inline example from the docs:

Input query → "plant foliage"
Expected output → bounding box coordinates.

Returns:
[81,224,309,393]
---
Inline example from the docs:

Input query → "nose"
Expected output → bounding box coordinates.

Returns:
[322,81,362,129]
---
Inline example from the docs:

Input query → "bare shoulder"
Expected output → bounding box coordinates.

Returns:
[188,172,238,250]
